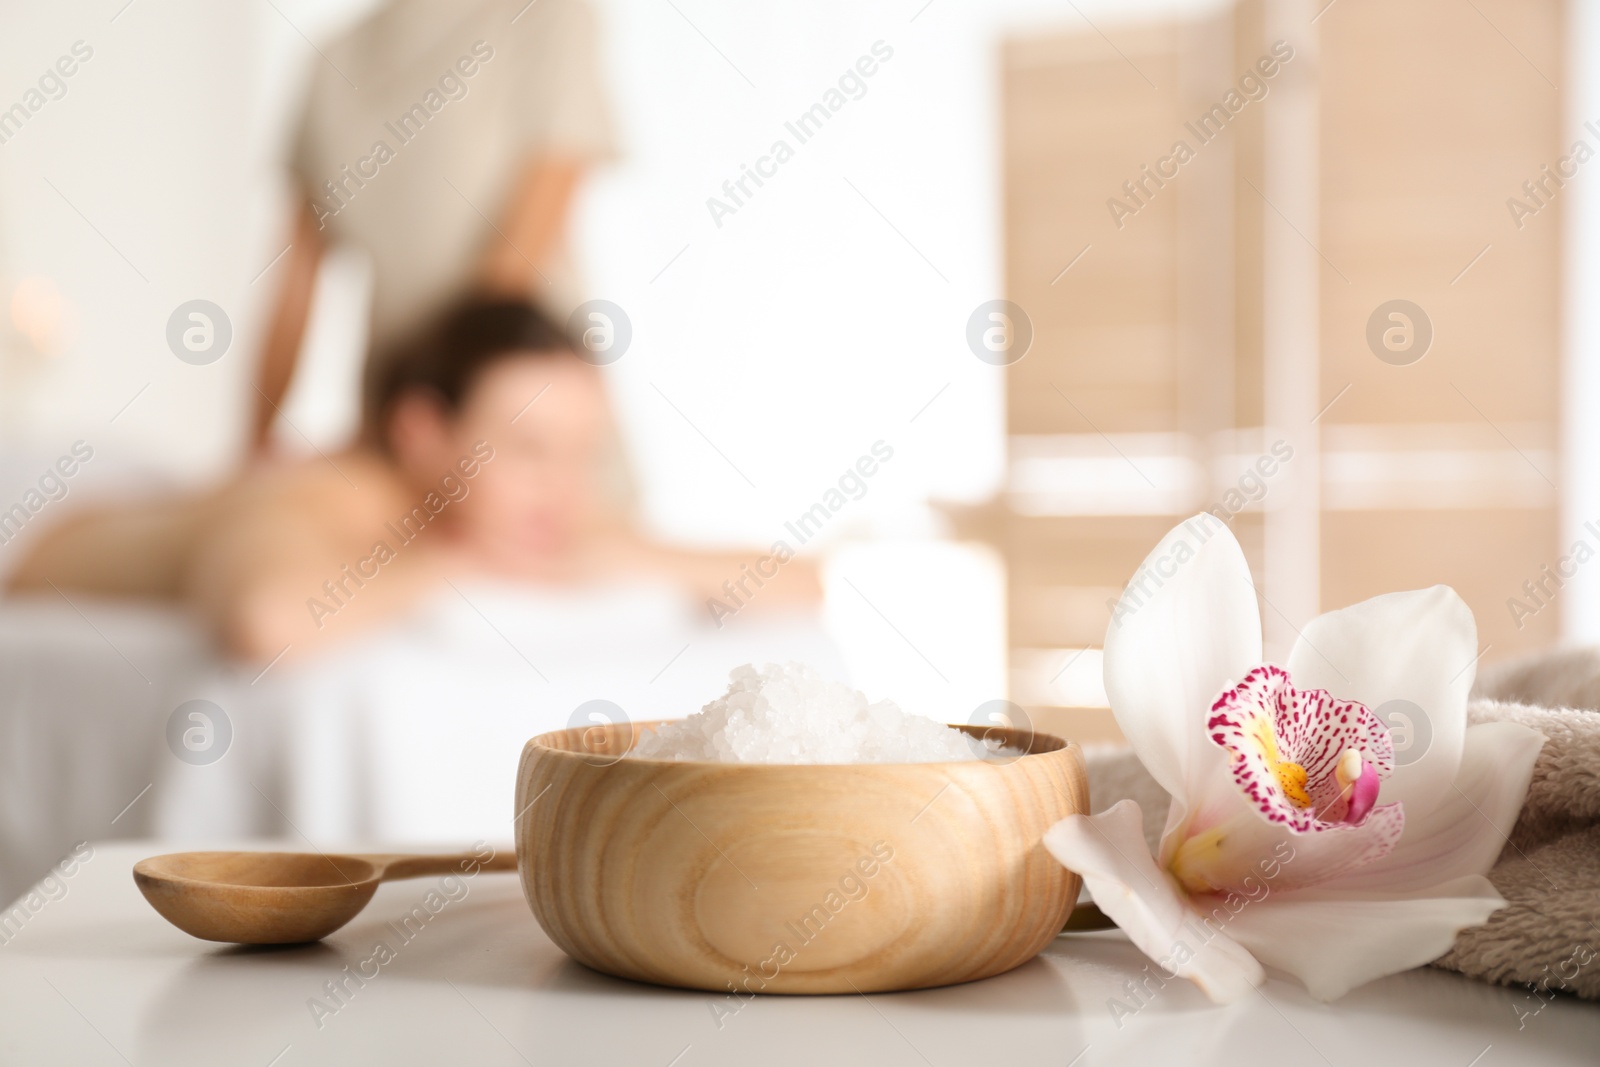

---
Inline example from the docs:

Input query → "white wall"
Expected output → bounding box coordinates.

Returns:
[583,0,1225,545]
[0,0,377,482]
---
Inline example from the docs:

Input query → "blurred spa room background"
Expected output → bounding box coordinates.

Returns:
[0,0,1595,900]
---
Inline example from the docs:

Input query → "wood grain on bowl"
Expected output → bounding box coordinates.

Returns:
[514,722,1088,994]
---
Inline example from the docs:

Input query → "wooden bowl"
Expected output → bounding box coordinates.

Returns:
[513,721,1087,994]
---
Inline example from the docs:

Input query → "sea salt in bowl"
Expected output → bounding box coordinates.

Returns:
[512,720,1087,994]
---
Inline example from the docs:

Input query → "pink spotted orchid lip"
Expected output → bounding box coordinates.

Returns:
[1206,664,1398,834]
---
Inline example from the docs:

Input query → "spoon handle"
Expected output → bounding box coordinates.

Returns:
[360,849,519,881]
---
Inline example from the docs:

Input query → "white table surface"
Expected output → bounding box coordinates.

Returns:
[2,842,1596,1067]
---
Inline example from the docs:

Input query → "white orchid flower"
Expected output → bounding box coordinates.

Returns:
[1043,514,1545,1002]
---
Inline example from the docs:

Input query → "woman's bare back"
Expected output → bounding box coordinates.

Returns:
[8,451,440,658]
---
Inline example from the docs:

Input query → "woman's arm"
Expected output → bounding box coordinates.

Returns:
[248,200,325,455]
[658,547,824,611]
[575,528,824,614]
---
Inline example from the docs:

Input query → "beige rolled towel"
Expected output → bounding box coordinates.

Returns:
[1079,651,1600,1000]
[1436,654,1600,1000]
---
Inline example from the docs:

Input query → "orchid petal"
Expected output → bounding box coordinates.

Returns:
[1326,721,1545,894]
[1104,515,1262,804]
[1044,800,1264,1003]
[1221,874,1505,1000]
[1285,586,1476,822]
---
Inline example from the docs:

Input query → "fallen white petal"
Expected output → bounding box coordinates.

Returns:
[1221,873,1505,1000]
[1044,800,1264,1003]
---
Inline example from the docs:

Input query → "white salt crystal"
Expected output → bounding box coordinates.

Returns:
[629,662,989,764]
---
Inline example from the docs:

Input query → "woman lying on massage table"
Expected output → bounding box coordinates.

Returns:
[7,298,820,661]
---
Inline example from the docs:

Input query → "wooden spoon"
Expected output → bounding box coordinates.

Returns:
[133,849,518,945]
